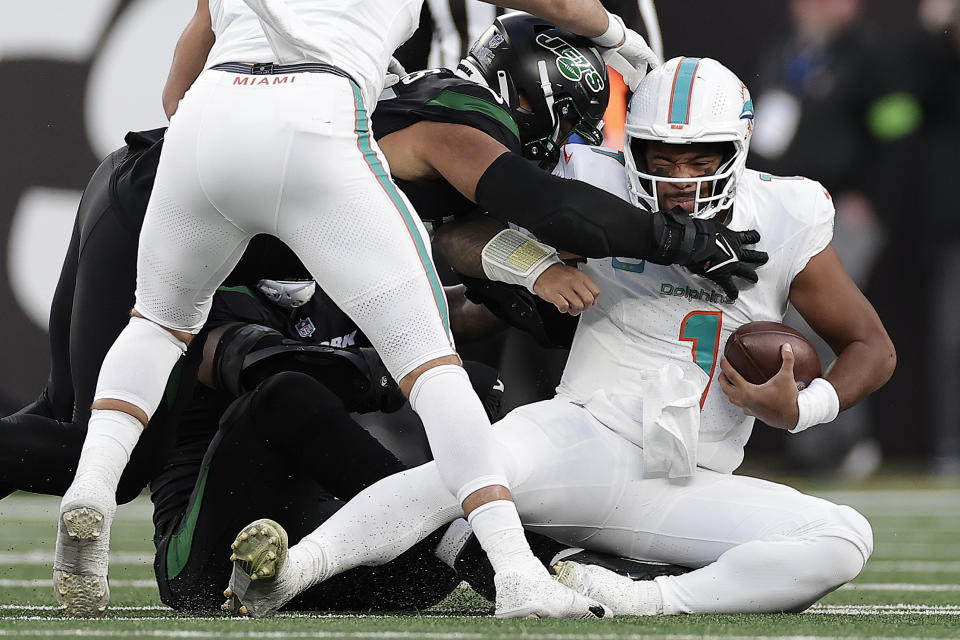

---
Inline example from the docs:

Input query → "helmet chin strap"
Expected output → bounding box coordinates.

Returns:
[536,60,559,139]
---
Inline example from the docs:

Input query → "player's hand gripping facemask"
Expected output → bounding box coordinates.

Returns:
[649,207,768,300]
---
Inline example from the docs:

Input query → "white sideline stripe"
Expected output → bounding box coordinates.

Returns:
[3,629,948,639]
[0,605,169,610]
[841,582,960,592]
[0,551,152,565]
[0,496,153,520]
[808,604,960,615]
[2,604,958,619]
[867,561,960,572]
[0,579,155,588]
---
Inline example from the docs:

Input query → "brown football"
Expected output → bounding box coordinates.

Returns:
[723,321,821,390]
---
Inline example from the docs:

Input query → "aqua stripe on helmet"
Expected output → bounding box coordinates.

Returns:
[668,57,702,125]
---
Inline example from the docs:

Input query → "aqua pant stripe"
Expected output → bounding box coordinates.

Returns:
[350,82,452,342]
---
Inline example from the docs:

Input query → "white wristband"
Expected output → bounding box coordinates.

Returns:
[481,229,561,294]
[790,377,840,433]
[591,11,626,48]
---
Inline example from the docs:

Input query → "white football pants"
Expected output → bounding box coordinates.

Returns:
[312,396,874,614]
[135,68,454,379]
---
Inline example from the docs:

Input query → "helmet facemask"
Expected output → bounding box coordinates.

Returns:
[625,137,747,219]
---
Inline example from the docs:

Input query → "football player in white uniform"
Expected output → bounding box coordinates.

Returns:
[52,0,662,619]
[223,55,895,616]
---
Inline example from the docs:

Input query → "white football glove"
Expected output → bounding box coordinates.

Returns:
[384,56,407,88]
[591,13,661,91]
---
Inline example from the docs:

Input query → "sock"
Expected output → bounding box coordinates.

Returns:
[408,365,508,503]
[468,500,543,575]
[284,537,329,591]
[62,410,143,510]
[293,463,462,586]
[433,518,473,569]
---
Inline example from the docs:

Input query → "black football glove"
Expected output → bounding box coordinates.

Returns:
[649,207,768,300]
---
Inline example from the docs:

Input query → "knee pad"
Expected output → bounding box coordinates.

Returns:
[94,317,187,419]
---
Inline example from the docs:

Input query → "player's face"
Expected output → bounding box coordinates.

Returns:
[643,141,726,213]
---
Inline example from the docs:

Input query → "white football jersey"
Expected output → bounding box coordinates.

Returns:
[206,0,422,103]
[553,145,835,473]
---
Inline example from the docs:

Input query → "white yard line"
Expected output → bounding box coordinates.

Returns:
[0,551,152,565]
[866,561,960,572]
[841,583,960,592]
[0,496,153,520]
[0,579,156,588]
[3,603,959,619]
[0,630,953,640]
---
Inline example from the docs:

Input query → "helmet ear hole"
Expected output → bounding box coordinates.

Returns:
[516,89,534,112]
[629,138,648,171]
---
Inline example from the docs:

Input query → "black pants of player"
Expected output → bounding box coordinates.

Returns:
[154,371,461,612]
[0,148,166,501]
[0,131,304,502]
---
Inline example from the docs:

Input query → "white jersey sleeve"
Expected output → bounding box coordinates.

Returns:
[779,176,835,281]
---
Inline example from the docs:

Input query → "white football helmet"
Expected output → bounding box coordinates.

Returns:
[624,56,754,219]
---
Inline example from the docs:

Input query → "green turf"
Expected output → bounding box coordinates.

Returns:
[2,481,959,640]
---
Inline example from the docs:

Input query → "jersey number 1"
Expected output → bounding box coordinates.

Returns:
[679,311,722,408]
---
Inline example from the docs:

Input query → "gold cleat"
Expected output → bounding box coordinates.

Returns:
[222,518,289,617]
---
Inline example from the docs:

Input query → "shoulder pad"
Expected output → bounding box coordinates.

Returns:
[553,145,631,202]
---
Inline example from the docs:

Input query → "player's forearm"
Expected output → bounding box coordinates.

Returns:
[474,152,658,260]
[484,0,609,38]
[433,215,506,279]
[823,337,896,412]
[162,2,215,120]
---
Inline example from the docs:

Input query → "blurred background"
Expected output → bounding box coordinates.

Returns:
[0,0,956,479]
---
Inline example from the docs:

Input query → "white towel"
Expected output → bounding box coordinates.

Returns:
[583,364,703,478]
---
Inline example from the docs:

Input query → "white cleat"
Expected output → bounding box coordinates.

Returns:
[493,569,612,619]
[222,519,299,618]
[554,560,663,616]
[53,503,114,617]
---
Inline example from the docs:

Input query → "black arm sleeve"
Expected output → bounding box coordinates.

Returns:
[474,152,660,260]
